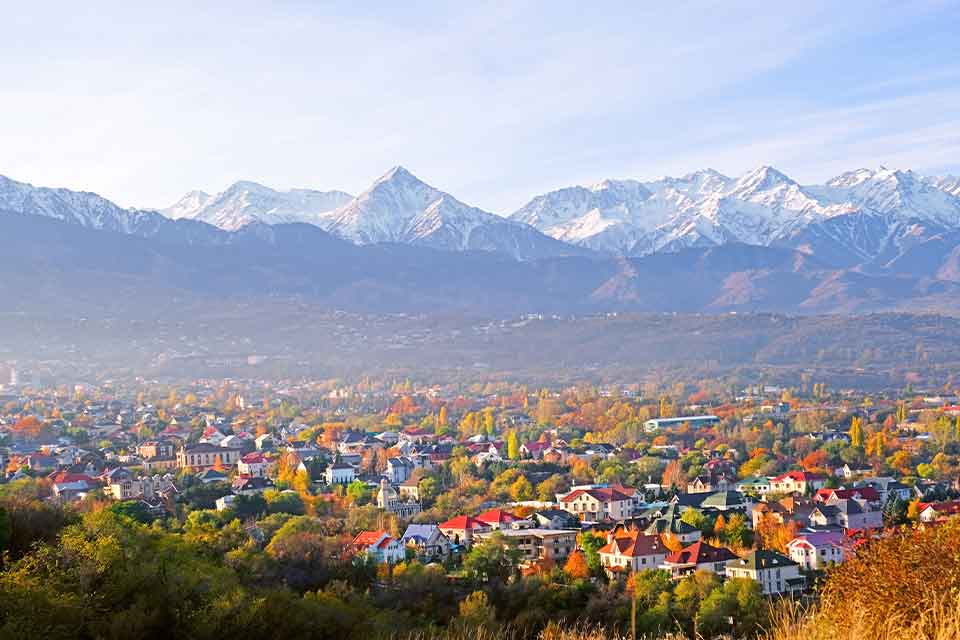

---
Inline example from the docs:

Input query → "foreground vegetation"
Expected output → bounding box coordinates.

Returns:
[0,488,957,640]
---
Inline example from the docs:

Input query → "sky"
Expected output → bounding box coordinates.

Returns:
[2,1,959,213]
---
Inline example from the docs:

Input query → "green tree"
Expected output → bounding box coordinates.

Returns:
[462,532,521,584]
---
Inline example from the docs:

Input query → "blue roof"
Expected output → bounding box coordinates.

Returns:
[401,523,439,541]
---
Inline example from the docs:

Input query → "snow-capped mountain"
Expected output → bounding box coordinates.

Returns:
[0,174,159,234]
[162,181,353,231]
[512,166,960,262]
[319,166,589,260]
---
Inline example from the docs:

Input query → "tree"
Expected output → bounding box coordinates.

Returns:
[849,416,864,448]
[462,533,521,583]
[563,550,590,580]
[882,495,908,527]
[457,590,497,630]
[577,531,605,575]
[507,430,520,460]
[508,475,534,502]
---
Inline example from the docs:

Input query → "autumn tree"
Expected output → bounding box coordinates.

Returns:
[563,550,590,580]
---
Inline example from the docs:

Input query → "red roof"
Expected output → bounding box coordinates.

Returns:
[438,515,489,530]
[475,508,519,526]
[815,487,881,503]
[664,541,737,566]
[241,452,266,464]
[599,533,664,558]
[353,530,390,547]
[49,471,95,484]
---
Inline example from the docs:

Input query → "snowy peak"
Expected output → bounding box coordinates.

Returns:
[323,167,584,259]
[514,164,960,258]
[161,180,353,231]
[326,166,495,245]
[731,165,797,194]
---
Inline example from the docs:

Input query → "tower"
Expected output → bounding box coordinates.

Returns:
[8,366,18,387]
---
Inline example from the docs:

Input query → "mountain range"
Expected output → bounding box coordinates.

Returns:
[3,164,960,315]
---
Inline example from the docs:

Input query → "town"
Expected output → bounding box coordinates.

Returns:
[2,366,959,638]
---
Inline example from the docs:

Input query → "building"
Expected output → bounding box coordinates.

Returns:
[599,531,668,576]
[232,476,275,496]
[237,452,269,478]
[644,415,720,433]
[725,550,804,596]
[324,463,356,485]
[376,479,421,519]
[559,487,634,521]
[475,527,578,563]
[737,476,771,495]
[400,524,451,561]
[661,541,737,579]
[385,456,414,484]
[808,498,882,531]
[353,530,404,564]
[107,473,177,501]
[177,443,241,471]
[475,508,523,530]
[786,531,848,570]
[438,515,491,547]
[769,471,826,495]
[917,500,960,523]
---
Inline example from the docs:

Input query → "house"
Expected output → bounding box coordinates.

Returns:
[786,531,848,570]
[917,500,960,523]
[438,515,491,547]
[475,508,522,530]
[769,471,826,495]
[599,531,668,576]
[137,440,178,471]
[814,487,882,508]
[400,524,451,561]
[808,498,882,531]
[661,541,737,578]
[687,473,735,494]
[376,479,421,519]
[385,456,414,484]
[324,463,356,485]
[255,433,274,451]
[737,476,771,495]
[398,475,422,501]
[237,452,269,478]
[177,443,241,471]
[699,490,750,513]
[559,487,634,521]
[196,468,230,484]
[107,474,177,501]
[232,476,275,495]
[752,496,815,530]
[216,494,237,511]
[50,471,96,500]
[532,509,581,530]
[475,527,578,562]
[725,550,804,596]
[644,415,720,432]
[353,530,404,564]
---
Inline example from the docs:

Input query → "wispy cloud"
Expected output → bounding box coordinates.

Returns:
[0,1,957,212]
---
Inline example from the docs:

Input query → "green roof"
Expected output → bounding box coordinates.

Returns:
[728,549,797,571]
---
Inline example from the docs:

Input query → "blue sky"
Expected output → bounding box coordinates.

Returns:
[2,1,959,212]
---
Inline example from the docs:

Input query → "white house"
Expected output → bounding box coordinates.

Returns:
[353,530,405,564]
[325,463,356,485]
[725,550,804,596]
[237,452,269,478]
[787,531,848,570]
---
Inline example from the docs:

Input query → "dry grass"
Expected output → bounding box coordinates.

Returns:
[762,520,960,640]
